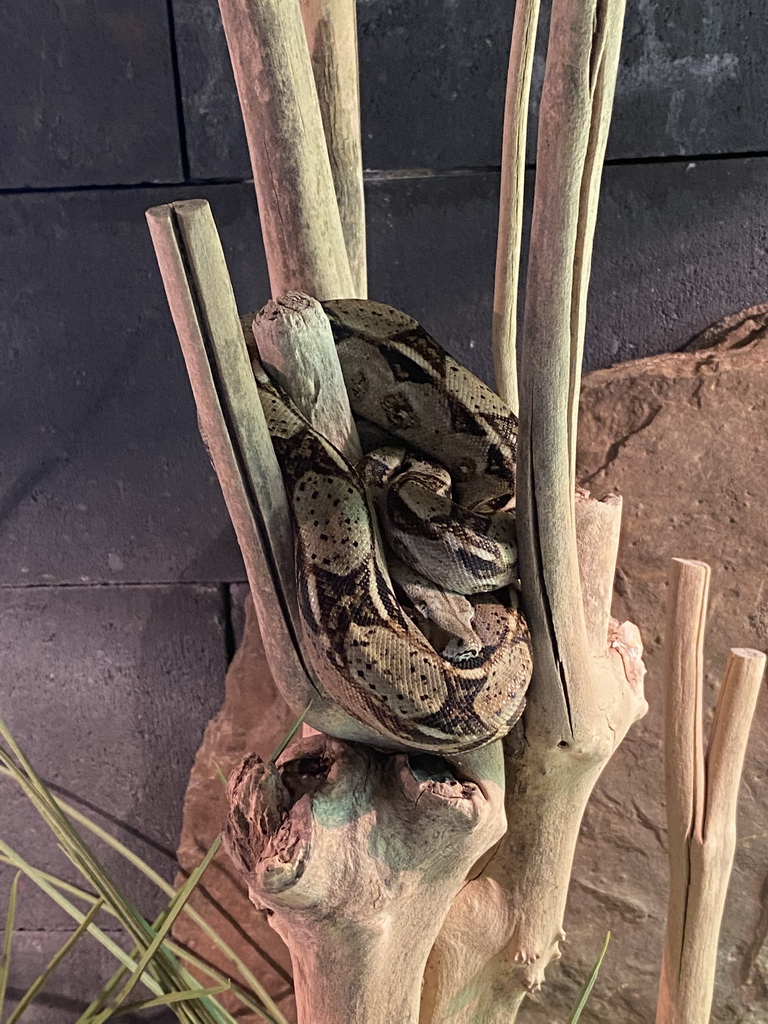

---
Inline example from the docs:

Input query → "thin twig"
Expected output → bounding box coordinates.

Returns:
[146,200,318,714]
[299,0,367,296]
[492,0,541,412]
[217,0,354,299]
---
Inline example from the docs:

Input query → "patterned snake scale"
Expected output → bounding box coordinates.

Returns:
[254,299,532,752]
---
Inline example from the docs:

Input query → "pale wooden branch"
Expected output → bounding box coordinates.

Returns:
[299,0,367,297]
[492,0,541,413]
[224,735,507,1024]
[423,492,647,1023]
[248,293,362,464]
[660,557,709,972]
[517,0,627,746]
[146,200,302,684]
[574,489,623,653]
[657,559,766,1024]
[567,0,626,483]
[217,0,354,299]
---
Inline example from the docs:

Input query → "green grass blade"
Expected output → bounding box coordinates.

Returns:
[6,898,105,1024]
[0,775,289,1021]
[0,722,288,1024]
[110,983,230,1017]
[0,736,203,1015]
[567,931,611,1024]
[212,761,229,789]
[0,871,21,1018]
[104,838,221,1016]
[269,702,312,763]
[0,841,165,995]
[0,848,278,1024]
[0,842,203,1024]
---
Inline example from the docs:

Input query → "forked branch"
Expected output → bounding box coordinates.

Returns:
[657,559,765,1024]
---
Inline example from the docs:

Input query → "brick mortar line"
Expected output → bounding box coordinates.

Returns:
[1,148,768,198]
[0,580,246,592]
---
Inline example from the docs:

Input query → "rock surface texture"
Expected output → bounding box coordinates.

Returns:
[176,308,768,1021]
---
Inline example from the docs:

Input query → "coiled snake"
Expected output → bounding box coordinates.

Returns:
[254,299,532,752]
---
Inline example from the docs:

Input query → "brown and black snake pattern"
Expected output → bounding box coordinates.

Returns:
[253,299,532,752]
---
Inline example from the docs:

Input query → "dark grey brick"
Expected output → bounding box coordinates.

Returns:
[367,172,501,383]
[2,1,183,189]
[0,584,227,930]
[588,156,768,366]
[174,0,768,180]
[5,931,174,1022]
[0,183,269,586]
[368,157,768,375]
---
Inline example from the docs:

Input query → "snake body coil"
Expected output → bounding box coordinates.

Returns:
[255,299,532,752]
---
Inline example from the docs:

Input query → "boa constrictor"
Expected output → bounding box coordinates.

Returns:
[254,299,532,752]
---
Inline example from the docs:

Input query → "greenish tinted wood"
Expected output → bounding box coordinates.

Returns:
[492,0,541,412]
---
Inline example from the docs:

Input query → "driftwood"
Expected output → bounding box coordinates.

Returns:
[147,0,765,1021]
[422,492,647,1023]
[657,560,765,1024]
[217,0,355,299]
[224,737,506,1024]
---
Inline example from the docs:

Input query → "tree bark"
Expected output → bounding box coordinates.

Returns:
[223,736,507,1024]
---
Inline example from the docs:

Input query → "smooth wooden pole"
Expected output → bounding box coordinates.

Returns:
[217,0,355,299]
[492,0,541,412]
[300,0,367,296]
[657,558,765,1024]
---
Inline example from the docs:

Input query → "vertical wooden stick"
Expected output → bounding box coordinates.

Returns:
[300,0,367,297]
[658,558,710,1024]
[217,0,355,299]
[658,564,765,1024]
[516,0,627,741]
[145,201,310,702]
[492,0,541,413]
[567,0,627,483]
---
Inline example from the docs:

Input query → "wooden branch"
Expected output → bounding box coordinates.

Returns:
[657,559,766,1024]
[428,6,632,1013]
[567,0,627,483]
[146,201,302,685]
[423,493,647,1023]
[248,293,362,464]
[217,0,354,299]
[299,0,367,297]
[660,557,709,976]
[492,0,541,413]
[147,201,389,748]
[574,489,623,653]
[224,735,507,1024]
[517,0,627,747]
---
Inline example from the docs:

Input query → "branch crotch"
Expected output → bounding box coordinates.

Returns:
[224,735,507,1024]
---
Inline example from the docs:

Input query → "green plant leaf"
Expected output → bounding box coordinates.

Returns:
[109,983,230,1017]
[0,721,287,1024]
[0,724,223,1023]
[567,931,611,1024]
[0,853,278,1024]
[0,840,166,995]
[0,871,21,1019]
[6,898,105,1024]
[0,765,288,1019]
[270,701,312,764]
[96,837,221,1019]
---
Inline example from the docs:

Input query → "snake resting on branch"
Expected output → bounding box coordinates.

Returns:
[252,299,532,753]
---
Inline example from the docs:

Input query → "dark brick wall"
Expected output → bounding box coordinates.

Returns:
[1,0,765,1015]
